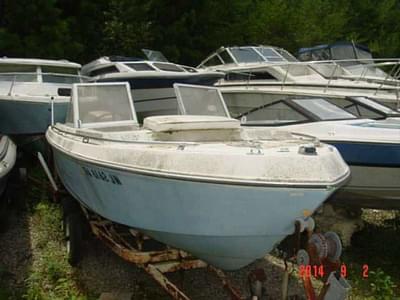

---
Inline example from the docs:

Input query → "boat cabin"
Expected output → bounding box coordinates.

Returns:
[0,58,81,84]
[82,56,199,78]
[0,58,83,97]
[197,46,323,81]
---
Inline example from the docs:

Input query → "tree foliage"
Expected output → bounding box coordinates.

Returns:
[0,0,398,65]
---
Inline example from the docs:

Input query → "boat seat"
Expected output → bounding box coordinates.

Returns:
[143,115,240,132]
[83,110,127,123]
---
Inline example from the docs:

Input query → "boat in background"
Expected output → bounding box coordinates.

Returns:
[46,82,349,270]
[0,58,83,136]
[197,46,400,114]
[0,135,16,197]
[81,51,224,122]
[297,41,400,86]
[237,95,400,209]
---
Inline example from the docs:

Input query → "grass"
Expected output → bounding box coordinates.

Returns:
[5,164,93,300]
[343,210,400,300]
[24,200,89,300]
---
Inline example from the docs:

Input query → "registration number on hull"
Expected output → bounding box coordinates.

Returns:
[82,166,122,185]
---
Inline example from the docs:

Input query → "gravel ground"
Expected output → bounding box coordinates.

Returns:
[76,233,307,299]
[0,203,307,300]
[0,206,32,299]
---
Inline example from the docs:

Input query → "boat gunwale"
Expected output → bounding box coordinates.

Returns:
[47,126,351,188]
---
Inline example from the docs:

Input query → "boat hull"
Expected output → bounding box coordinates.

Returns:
[0,136,17,197]
[0,97,69,135]
[329,141,400,208]
[333,165,400,209]
[53,148,333,270]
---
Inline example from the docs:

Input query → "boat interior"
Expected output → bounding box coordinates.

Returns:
[59,82,311,144]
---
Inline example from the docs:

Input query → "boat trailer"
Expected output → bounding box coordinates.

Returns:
[39,152,351,300]
[82,208,245,300]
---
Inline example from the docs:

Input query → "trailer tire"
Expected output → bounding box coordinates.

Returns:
[64,212,83,266]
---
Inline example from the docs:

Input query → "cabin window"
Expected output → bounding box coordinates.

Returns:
[203,55,223,67]
[41,66,80,83]
[0,64,37,82]
[125,63,155,71]
[230,48,264,63]
[331,45,356,60]
[225,71,277,81]
[311,49,331,60]
[89,65,119,77]
[243,101,308,123]
[153,63,185,72]
[298,51,312,61]
[219,50,234,64]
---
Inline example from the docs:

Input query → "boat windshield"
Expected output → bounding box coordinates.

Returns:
[229,46,297,63]
[174,84,230,117]
[352,97,399,115]
[292,98,357,120]
[71,83,137,128]
[142,49,169,62]
[229,47,265,63]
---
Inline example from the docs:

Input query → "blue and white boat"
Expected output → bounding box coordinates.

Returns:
[46,82,349,270]
[238,95,400,209]
[81,55,223,122]
[0,58,83,136]
[0,135,16,197]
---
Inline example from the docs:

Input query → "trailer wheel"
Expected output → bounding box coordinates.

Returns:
[64,212,83,266]
[61,196,80,217]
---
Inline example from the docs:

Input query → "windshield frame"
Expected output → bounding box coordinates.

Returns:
[346,96,400,118]
[173,83,231,118]
[239,97,358,126]
[71,82,138,129]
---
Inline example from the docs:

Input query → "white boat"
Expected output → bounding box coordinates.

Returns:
[237,95,400,209]
[81,54,224,122]
[0,135,16,197]
[197,46,400,115]
[46,82,349,270]
[0,58,83,135]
